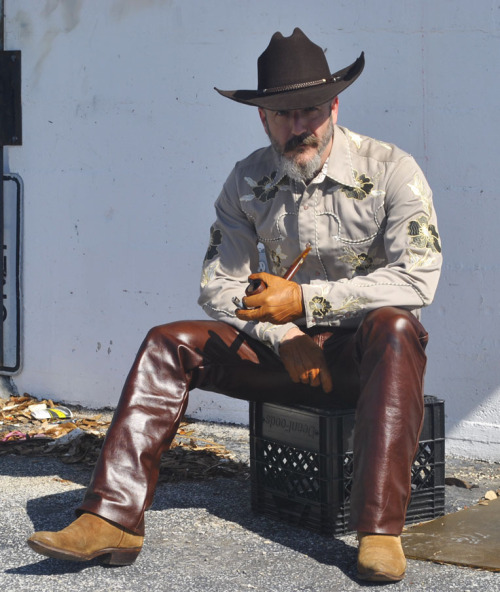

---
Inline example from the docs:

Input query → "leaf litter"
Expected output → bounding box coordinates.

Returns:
[0,394,249,482]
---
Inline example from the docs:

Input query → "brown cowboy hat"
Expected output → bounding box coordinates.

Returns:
[215,28,364,110]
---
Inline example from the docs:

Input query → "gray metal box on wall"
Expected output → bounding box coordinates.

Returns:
[1,174,22,374]
[0,51,22,146]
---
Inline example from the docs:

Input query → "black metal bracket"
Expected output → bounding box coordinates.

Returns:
[0,50,21,146]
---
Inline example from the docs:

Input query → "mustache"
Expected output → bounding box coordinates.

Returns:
[283,133,319,152]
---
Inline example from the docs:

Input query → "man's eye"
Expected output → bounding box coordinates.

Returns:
[304,106,319,113]
[276,110,289,117]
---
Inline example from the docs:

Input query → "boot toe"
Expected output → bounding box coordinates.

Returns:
[26,513,143,565]
[357,533,406,582]
[27,532,89,562]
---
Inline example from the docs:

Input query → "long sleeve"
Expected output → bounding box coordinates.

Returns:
[198,158,298,352]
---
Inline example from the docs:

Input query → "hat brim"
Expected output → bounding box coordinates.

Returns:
[215,52,364,110]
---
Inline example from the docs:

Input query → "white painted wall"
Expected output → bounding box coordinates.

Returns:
[4,1,500,460]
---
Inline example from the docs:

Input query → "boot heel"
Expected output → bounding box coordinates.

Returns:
[104,547,141,566]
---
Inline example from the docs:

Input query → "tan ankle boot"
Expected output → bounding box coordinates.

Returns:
[27,513,144,565]
[357,532,406,582]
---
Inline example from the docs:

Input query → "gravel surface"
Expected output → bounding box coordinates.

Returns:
[1,417,500,591]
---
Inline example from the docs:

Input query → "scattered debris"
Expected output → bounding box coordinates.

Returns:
[28,403,73,420]
[0,394,249,481]
[484,490,498,501]
[475,489,500,506]
[445,477,477,489]
[0,394,109,441]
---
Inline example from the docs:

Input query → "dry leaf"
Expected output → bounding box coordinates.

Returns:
[1,393,249,482]
[52,478,74,485]
[484,490,498,501]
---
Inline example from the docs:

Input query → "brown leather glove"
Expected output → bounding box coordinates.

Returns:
[235,272,304,324]
[279,330,333,393]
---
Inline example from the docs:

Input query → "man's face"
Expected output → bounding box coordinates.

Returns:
[259,98,339,181]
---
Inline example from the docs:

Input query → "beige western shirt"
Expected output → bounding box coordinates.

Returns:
[198,125,442,353]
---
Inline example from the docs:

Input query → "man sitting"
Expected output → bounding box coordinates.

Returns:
[28,27,442,583]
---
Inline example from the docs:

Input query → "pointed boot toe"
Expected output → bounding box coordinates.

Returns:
[357,533,406,582]
[27,513,143,565]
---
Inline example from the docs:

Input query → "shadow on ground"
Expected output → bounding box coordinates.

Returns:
[9,459,359,581]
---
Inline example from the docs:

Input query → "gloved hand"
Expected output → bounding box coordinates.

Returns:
[279,328,333,393]
[235,272,304,324]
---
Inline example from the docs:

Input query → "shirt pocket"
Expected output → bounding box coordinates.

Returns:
[241,197,297,244]
[321,186,386,244]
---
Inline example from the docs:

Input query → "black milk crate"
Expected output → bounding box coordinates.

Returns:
[249,395,445,535]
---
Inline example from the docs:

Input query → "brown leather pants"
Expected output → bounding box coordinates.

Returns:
[78,306,428,536]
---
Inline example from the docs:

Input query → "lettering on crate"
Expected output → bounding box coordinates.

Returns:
[263,413,319,439]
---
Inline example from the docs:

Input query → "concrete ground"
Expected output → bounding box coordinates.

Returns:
[1,419,500,592]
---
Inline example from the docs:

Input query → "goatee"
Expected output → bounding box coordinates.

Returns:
[272,120,334,183]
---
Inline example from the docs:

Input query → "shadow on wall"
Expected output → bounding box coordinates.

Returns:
[423,289,500,461]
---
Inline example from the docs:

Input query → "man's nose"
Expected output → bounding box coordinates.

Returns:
[290,111,308,135]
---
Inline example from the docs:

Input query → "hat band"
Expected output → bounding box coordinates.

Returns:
[261,76,340,95]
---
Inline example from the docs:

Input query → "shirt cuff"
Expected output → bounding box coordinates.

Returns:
[255,321,301,354]
[301,282,334,327]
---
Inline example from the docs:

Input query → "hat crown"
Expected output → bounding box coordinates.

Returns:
[257,28,330,91]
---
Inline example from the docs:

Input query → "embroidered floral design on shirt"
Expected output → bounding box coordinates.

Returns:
[349,130,391,152]
[407,173,432,217]
[341,170,374,201]
[408,216,441,253]
[348,130,363,149]
[309,293,369,322]
[200,260,219,288]
[332,296,369,320]
[407,248,436,272]
[242,171,288,203]
[339,248,375,275]
[204,226,222,261]
[309,296,333,318]
[270,245,288,275]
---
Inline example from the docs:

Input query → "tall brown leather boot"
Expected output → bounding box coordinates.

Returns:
[356,533,406,581]
[27,513,143,565]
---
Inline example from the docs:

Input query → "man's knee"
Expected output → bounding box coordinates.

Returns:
[143,320,243,356]
[360,307,428,349]
[143,320,205,348]
[364,307,417,332]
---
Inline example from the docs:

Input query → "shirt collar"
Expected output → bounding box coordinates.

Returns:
[325,125,357,188]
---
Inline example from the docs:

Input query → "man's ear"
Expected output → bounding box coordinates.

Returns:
[331,97,339,123]
[258,107,268,132]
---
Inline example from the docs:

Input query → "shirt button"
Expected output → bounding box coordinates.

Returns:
[315,271,321,277]
[303,204,309,210]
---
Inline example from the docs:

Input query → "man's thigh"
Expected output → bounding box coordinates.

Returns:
[191,320,359,408]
